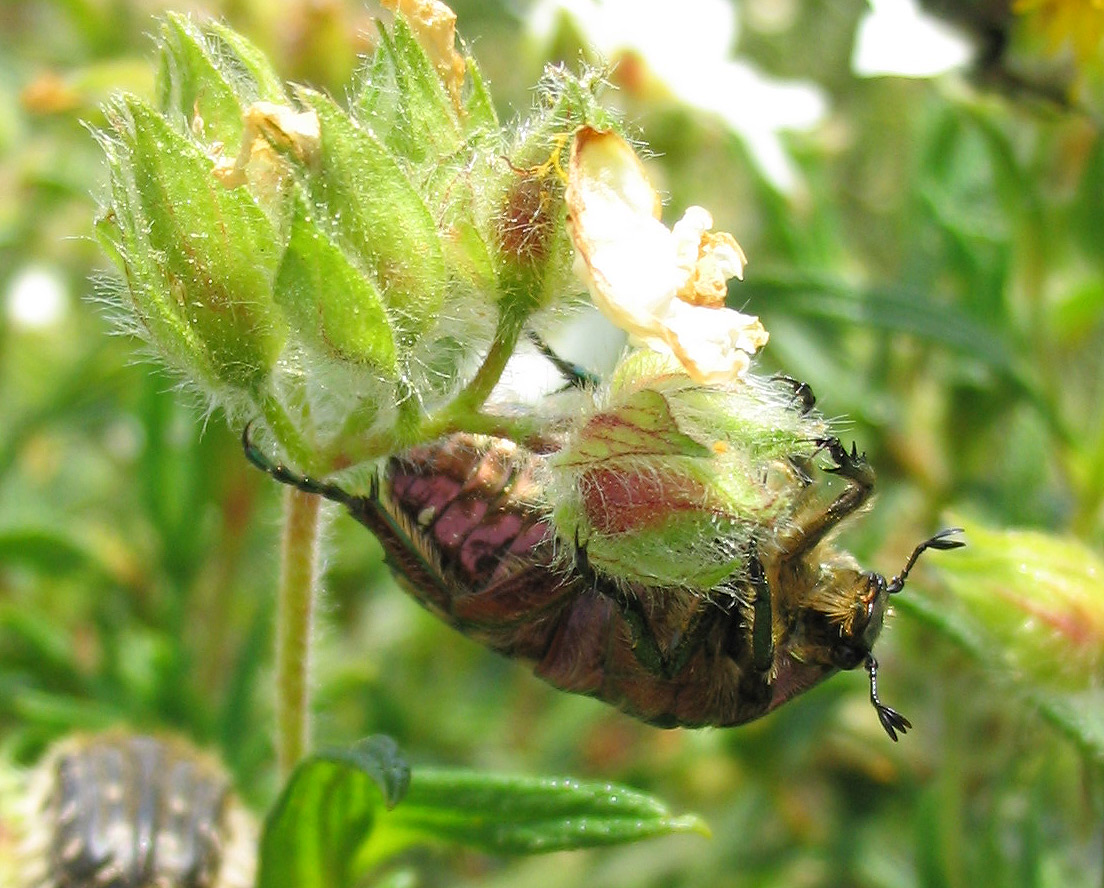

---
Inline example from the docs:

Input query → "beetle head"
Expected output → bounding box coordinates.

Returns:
[829,528,965,671]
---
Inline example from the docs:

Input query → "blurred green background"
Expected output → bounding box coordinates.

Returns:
[2,0,1103,885]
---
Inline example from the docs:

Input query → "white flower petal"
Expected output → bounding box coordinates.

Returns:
[661,301,769,385]
[567,126,766,383]
[568,127,684,332]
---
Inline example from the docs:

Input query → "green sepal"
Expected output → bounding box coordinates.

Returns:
[444,219,497,296]
[258,736,411,888]
[556,388,713,466]
[296,88,446,346]
[274,202,398,376]
[354,15,462,164]
[462,57,498,135]
[101,95,286,394]
[155,13,286,147]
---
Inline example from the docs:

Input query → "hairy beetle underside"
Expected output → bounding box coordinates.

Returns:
[244,372,962,739]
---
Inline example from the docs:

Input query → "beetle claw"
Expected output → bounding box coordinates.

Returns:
[817,436,872,483]
[772,374,817,414]
[865,655,910,741]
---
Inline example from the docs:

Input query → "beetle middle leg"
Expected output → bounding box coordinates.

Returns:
[574,538,711,679]
[776,436,875,561]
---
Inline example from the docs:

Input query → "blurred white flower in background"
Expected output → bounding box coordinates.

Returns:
[5,265,69,330]
[853,0,975,77]
[527,0,827,192]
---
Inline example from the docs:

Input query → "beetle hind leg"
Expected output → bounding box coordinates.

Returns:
[573,536,711,680]
[241,423,353,506]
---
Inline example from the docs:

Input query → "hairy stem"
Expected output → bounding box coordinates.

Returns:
[261,394,319,474]
[450,308,525,415]
[276,486,324,777]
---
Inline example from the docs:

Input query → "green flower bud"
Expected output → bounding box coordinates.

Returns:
[294,87,446,349]
[936,520,1104,690]
[155,14,287,147]
[96,94,287,400]
[479,68,619,318]
[547,351,826,591]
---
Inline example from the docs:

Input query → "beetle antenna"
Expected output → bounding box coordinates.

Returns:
[527,330,600,389]
[241,422,353,506]
[886,527,965,595]
[865,655,911,741]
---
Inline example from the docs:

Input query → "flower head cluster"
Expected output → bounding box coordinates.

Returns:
[96,1,773,489]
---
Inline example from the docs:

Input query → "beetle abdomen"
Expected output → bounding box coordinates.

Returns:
[353,435,771,728]
[347,435,581,662]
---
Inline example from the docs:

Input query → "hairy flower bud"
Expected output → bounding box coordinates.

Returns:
[96,95,287,400]
[936,520,1104,690]
[546,351,826,591]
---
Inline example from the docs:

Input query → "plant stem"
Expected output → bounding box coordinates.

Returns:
[276,485,324,777]
[450,308,525,415]
[261,394,319,474]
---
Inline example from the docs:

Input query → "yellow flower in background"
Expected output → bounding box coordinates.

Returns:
[566,127,767,385]
[1015,0,1104,70]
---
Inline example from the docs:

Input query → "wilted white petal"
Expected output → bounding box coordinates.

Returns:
[661,300,768,384]
[567,126,766,383]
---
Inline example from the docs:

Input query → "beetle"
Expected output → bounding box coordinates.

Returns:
[23,732,254,888]
[243,372,962,740]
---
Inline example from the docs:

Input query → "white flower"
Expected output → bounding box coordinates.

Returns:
[853,0,974,78]
[566,126,768,384]
[527,0,826,191]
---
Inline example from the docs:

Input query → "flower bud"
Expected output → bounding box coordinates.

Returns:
[155,14,287,148]
[97,94,287,399]
[546,351,826,591]
[935,519,1104,690]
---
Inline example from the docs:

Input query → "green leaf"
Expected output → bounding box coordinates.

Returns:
[745,271,1019,376]
[258,736,411,888]
[374,769,709,858]
[274,202,399,374]
[296,88,446,345]
[155,14,286,147]
[258,739,707,887]
[102,95,287,394]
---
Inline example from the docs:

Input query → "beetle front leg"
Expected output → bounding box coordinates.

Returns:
[776,436,875,561]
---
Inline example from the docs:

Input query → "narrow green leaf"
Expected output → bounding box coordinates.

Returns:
[274,203,399,375]
[745,271,1019,375]
[258,736,411,888]
[0,529,107,578]
[374,769,709,857]
[0,605,85,687]
[297,88,446,344]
